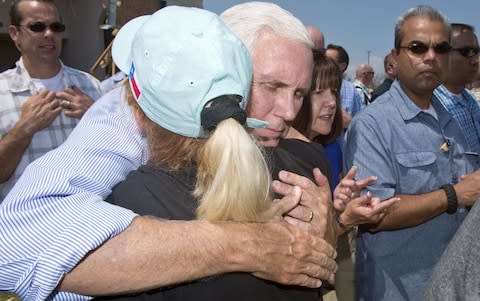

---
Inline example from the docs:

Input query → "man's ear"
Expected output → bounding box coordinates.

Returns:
[386,64,395,76]
[390,48,398,63]
[8,25,21,50]
[339,62,348,73]
[389,48,399,77]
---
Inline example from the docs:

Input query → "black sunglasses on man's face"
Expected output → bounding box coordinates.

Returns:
[19,21,66,33]
[451,46,480,58]
[400,41,452,55]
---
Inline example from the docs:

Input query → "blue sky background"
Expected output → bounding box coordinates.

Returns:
[204,0,480,80]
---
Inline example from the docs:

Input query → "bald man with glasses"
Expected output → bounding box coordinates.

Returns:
[434,23,480,155]
[0,0,103,199]
[353,63,374,105]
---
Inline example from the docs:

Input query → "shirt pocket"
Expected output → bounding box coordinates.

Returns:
[464,152,480,170]
[394,151,437,193]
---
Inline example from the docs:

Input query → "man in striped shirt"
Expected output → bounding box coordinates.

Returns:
[434,23,480,154]
[0,3,337,300]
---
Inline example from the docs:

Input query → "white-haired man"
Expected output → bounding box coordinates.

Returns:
[1,3,338,300]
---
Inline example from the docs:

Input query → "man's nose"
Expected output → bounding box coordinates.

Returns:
[279,94,298,121]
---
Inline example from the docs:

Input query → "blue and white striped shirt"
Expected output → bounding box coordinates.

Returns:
[336,80,364,148]
[434,85,480,154]
[0,86,149,300]
[340,79,364,117]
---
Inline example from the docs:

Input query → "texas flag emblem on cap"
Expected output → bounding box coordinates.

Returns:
[129,63,142,101]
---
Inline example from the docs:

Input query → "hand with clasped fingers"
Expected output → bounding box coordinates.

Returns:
[333,166,376,211]
[17,89,62,136]
[332,166,398,233]
[273,166,399,241]
[0,89,62,182]
[272,168,336,245]
[256,185,337,286]
[57,85,94,119]
[336,191,399,234]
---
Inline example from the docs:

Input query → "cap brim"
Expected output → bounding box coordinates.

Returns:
[112,15,151,74]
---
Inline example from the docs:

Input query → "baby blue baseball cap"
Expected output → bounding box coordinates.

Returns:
[112,6,267,137]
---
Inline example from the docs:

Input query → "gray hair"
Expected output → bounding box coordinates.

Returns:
[220,1,313,54]
[394,5,451,52]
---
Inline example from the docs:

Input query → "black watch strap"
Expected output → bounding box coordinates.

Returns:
[441,184,458,214]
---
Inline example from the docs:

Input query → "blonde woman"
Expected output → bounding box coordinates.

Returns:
[117,91,272,223]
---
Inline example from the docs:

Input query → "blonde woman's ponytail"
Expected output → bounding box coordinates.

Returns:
[195,118,272,222]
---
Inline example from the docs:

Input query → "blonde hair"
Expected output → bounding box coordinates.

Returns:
[125,83,272,222]
[195,118,272,222]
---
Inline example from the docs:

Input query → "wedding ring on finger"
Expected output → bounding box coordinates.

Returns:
[62,100,71,108]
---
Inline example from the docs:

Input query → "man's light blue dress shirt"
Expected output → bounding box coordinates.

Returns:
[0,86,148,300]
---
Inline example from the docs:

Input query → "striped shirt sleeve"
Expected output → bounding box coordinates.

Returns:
[0,87,149,300]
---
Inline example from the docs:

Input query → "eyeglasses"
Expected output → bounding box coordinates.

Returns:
[363,71,374,76]
[19,22,66,33]
[451,46,480,58]
[399,41,452,55]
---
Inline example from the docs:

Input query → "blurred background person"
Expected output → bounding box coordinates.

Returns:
[468,68,480,104]
[371,53,397,102]
[306,25,325,49]
[353,63,374,106]
[326,44,364,132]
[0,0,103,199]
[434,22,480,154]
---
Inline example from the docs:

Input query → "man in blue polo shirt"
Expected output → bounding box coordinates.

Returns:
[343,5,480,301]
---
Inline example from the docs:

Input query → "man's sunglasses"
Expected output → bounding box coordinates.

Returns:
[19,22,66,33]
[451,46,480,58]
[400,41,452,55]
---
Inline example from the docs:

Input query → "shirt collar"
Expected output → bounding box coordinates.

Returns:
[9,58,65,93]
[389,80,453,126]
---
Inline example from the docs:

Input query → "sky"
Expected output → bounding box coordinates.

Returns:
[203,0,480,80]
